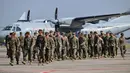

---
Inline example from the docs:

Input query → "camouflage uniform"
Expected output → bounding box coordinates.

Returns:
[49,35,55,61]
[84,34,88,57]
[69,33,79,60]
[23,33,33,64]
[61,33,69,60]
[32,32,38,60]
[118,33,126,58]
[45,32,53,63]
[94,35,104,58]
[94,34,99,58]
[49,31,55,61]
[18,32,24,59]
[67,32,73,58]
[7,33,20,66]
[36,34,46,65]
[88,33,94,58]
[102,34,109,57]
[109,34,116,58]
[79,34,87,59]
[55,32,62,60]
[52,33,57,60]
[5,34,11,58]
[115,37,119,56]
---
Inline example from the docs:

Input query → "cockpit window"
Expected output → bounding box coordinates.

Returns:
[16,27,21,31]
[12,27,15,31]
[3,26,12,30]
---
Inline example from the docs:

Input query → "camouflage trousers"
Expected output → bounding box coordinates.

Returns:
[37,48,45,63]
[79,47,87,59]
[23,49,32,62]
[55,47,62,60]
[61,48,67,60]
[8,49,20,63]
[45,48,51,62]
[70,48,77,60]
[119,45,126,58]
[94,46,101,58]
[101,46,108,57]
[109,46,115,58]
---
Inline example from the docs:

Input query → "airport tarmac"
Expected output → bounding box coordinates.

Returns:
[0,47,130,73]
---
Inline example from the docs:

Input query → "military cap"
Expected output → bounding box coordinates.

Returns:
[12,32,16,35]
[62,32,66,36]
[50,30,53,33]
[45,32,49,35]
[72,32,75,35]
[25,32,30,35]
[20,32,22,34]
[120,33,124,36]
[94,31,97,34]
[90,31,93,34]
[38,29,43,32]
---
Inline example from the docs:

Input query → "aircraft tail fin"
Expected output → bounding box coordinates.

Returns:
[18,12,26,21]
[17,10,30,22]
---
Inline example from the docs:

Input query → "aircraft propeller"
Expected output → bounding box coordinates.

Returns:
[54,7,60,32]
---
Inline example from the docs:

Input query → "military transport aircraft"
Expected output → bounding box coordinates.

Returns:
[0,8,130,43]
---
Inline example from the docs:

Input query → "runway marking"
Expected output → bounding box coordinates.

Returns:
[40,68,128,73]
[40,70,57,73]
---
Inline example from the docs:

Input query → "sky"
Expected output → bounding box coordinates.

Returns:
[0,0,130,36]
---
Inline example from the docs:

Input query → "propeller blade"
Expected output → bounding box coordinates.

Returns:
[27,10,30,21]
[55,7,58,20]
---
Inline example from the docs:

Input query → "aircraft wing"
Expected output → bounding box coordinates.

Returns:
[71,11,130,27]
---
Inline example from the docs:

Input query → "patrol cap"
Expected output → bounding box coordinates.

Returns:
[20,32,22,34]
[12,32,16,35]
[80,32,84,36]
[69,30,72,33]
[90,31,93,34]
[38,29,43,32]
[10,32,12,35]
[120,33,124,36]
[25,31,30,35]
[72,32,75,35]
[61,32,65,36]
[106,32,109,34]
[100,31,104,34]
[94,31,97,34]
[45,32,49,35]
[49,30,53,33]
[110,32,113,35]
[100,31,103,33]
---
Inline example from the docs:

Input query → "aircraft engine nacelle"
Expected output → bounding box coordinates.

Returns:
[59,18,74,26]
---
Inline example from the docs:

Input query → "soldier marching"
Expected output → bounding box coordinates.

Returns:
[5,29,127,66]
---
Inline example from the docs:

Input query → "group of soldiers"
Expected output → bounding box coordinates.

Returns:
[5,29,127,66]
